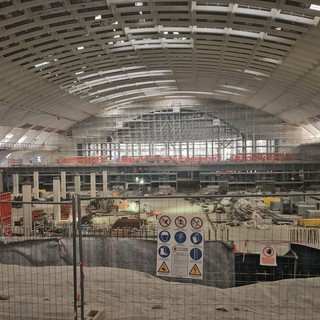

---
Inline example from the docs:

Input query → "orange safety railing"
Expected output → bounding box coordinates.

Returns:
[58,156,108,165]
[115,154,295,164]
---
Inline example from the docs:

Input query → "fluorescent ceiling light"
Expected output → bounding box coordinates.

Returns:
[5,133,14,139]
[135,2,143,6]
[77,46,84,50]
[244,69,269,77]
[95,15,102,20]
[215,90,244,96]
[221,85,250,92]
[310,4,320,11]
[261,57,282,64]
[34,61,49,68]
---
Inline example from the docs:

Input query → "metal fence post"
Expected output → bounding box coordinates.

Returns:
[77,194,85,320]
[72,194,78,319]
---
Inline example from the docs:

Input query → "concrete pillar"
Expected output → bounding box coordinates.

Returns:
[74,173,81,194]
[102,171,108,194]
[53,177,61,223]
[13,173,19,197]
[61,171,67,199]
[22,184,32,237]
[0,173,2,195]
[33,171,39,198]
[90,172,96,198]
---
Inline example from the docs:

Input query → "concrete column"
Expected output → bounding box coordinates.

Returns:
[0,171,3,194]
[33,171,39,198]
[102,170,108,194]
[22,184,32,237]
[90,172,96,198]
[13,173,19,197]
[74,173,81,194]
[53,177,61,223]
[61,171,67,199]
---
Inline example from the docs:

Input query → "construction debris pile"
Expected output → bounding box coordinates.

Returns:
[185,195,296,230]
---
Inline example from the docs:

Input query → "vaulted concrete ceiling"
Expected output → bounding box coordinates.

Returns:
[0,0,320,138]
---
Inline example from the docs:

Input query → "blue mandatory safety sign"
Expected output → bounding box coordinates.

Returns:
[190,232,203,244]
[174,231,187,244]
[159,230,171,242]
[158,245,170,258]
[190,248,202,260]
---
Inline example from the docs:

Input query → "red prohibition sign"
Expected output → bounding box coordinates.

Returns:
[159,215,171,227]
[175,216,187,228]
[191,217,203,229]
[262,246,274,257]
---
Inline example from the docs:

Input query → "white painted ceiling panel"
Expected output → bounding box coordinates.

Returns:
[0,0,319,140]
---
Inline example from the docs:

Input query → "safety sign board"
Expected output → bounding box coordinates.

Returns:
[159,215,171,228]
[175,216,187,228]
[159,230,171,242]
[190,217,203,229]
[260,245,277,266]
[156,214,204,279]
[189,264,201,276]
[158,261,170,273]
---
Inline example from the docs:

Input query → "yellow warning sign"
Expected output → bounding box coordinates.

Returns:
[158,261,170,273]
[189,264,201,276]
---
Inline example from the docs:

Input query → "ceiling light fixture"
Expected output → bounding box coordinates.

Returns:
[310,4,320,11]
[34,61,49,68]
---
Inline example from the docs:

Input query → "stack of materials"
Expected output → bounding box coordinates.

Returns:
[298,203,316,216]
[298,209,320,227]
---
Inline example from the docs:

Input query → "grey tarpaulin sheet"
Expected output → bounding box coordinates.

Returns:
[0,238,235,288]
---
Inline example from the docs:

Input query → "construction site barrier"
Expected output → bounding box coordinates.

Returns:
[290,228,320,244]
